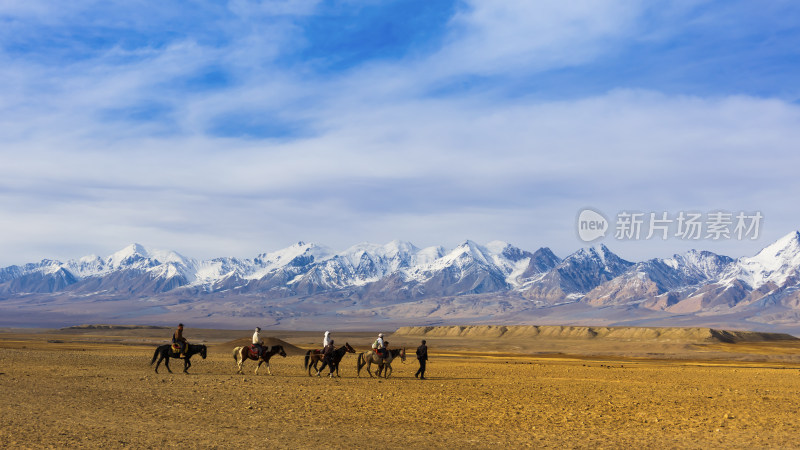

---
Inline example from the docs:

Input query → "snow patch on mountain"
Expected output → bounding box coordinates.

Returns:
[732,231,800,289]
[5,232,800,326]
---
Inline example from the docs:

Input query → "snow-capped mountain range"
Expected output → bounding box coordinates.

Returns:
[4,232,800,331]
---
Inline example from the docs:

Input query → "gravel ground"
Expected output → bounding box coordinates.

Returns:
[2,339,800,448]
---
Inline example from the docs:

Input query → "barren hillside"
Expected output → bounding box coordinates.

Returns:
[394,325,798,344]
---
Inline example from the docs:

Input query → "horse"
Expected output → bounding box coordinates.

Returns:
[357,347,406,378]
[150,343,207,374]
[232,344,287,375]
[304,343,355,377]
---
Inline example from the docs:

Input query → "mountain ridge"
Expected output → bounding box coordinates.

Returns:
[4,232,800,331]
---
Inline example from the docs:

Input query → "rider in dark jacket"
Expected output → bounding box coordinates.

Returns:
[317,340,336,378]
[172,323,187,358]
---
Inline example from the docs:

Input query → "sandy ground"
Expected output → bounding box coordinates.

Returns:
[3,329,800,448]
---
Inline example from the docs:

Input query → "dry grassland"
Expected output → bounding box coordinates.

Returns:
[2,330,800,448]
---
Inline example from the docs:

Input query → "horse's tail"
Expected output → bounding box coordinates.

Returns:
[357,352,364,375]
[150,347,160,365]
[304,350,310,369]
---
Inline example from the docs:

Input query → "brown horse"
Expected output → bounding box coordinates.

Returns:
[357,347,405,378]
[304,343,355,377]
[233,344,287,375]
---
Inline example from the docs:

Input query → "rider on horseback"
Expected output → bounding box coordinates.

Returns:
[372,333,388,359]
[172,323,187,358]
[252,327,263,358]
[318,339,335,377]
[323,330,331,349]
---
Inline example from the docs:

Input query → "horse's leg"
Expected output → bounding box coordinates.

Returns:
[154,353,162,374]
[385,364,392,379]
[375,360,383,377]
[255,359,262,375]
[314,359,322,376]
[184,357,191,374]
[267,361,272,376]
[238,350,247,374]
[366,360,374,378]
[164,356,173,374]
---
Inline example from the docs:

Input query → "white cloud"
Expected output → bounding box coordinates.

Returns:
[2,85,799,264]
[430,0,644,76]
[1,1,799,265]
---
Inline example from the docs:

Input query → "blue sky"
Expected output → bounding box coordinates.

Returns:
[1,0,799,265]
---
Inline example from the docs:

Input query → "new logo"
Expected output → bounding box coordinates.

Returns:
[577,208,608,242]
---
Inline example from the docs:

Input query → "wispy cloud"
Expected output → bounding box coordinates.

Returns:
[1,1,799,265]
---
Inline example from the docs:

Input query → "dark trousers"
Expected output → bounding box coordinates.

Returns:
[319,357,335,374]
[415,359,426,378]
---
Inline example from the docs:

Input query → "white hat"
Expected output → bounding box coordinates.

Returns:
[378,333,384,337]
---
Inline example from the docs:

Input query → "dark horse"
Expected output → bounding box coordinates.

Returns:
[232,345,287,375]
[304,343,355,377]
[150,343,207,374]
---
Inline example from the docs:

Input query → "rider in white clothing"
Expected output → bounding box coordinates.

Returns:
[323,331,331,349]
[252,327,263,357]
[372,333,386,358]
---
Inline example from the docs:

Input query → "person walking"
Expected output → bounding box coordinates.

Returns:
[415,340,428,380]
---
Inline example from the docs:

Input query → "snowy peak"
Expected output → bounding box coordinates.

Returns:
[253,241,330,271]
[415,240,523,281]
[107,243,192,272]
[518,247,561,279]
[523,245,634,298]
[66,255,106,278]
[666,249,734,280]
[415,245,447,265]
[108,243,149,268]
[195,257,251,285]
[6,232,800,310]
[566,246,601,263]
[584,250,735,307]
[336,240,419,266]
[485,241,535,264]
[733,230,800,289]
[287,240,425,289]
[381,240,420,258]
[450,240,493,265]
[746,231,800,272]
[563,245,631,272]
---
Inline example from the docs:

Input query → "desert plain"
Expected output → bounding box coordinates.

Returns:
[2,325,800,448]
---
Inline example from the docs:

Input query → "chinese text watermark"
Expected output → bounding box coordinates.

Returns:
[577,209,762,242]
